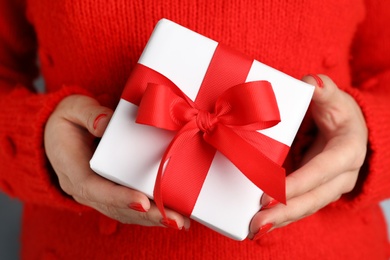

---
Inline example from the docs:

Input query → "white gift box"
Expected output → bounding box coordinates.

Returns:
[90,19,314,240]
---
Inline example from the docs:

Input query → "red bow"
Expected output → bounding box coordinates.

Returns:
[123,44,287,218]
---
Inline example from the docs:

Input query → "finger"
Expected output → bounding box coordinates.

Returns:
[260,193,278,209]
[250,170,357,234]
[81,177,191,229]
[74,172,151,211]
[76,158,191,229]
[302,75,366,136]
[87,199,191,230]
[154,204,192,230]
[262,137,363,209]
[279,172,355,228]
[303,74,344,131]
[60,95,113,137]
[285,135,365,200]
[303,74,337,106]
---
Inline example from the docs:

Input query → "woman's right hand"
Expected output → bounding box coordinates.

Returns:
[44,94,190,230]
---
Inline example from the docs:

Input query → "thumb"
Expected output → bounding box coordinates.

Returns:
[60,95,113,137]
[302,74,350,134]
[302,74,340,105]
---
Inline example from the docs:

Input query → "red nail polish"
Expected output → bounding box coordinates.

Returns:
[160,218,181,230]
[262,199,279,210]
[253,223,273,241]
[93,114,107,130]
[308,74,324,88]
[129,203,147,213]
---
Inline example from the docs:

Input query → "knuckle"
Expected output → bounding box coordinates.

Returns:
[285,173,301,199]
[277,201,318,227]
[72,195,82,204]
[86,111,97,130]
[78,184,94,203]
[279,207,298,224]
[56,173,74,196]
[277,221,292,229]
[73,195,89,206]
[354,146,367,169]
[332,195,342,203]
[98,190,116,206]
[97,204,129,224]
[346,181,357,193]
[307,197,322,216]
[342,175,358,194]
[305,191,328,216]
[347,140,367,170]
[106,208,122,222]
[323,106,349,130]
[334,138,367,172]
[139,213,150,223]
[315,92,360,131]
[57,178,72,195]
[139,211,156,224]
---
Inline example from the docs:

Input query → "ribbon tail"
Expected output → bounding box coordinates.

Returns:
[204,124,286,204]
[154,148,169,220]
[154,121,216,218]
[154,129,192,220]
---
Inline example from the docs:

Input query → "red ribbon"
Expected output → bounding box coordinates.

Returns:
[123,44,288,218]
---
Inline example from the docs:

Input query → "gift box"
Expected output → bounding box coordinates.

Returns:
[90,19,314,240]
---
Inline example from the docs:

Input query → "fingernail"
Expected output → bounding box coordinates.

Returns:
[261,199,279,210]
[252,223,273,241]
[307,74,324,88]
[160,218,181,230]
[93,113,107,130]
[128,203,147,213]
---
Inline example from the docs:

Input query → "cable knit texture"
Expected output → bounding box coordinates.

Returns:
[0,0,389,259]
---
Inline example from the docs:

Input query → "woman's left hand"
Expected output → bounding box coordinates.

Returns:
[248,74,368,240]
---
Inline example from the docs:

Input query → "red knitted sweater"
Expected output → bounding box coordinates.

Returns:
[1,0,389,259]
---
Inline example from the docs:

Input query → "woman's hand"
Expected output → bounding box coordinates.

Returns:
[44,94,190,230]
[249,74,368,240]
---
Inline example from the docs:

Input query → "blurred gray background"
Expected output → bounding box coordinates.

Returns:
[0,192,23,260]
[1,191,390,260]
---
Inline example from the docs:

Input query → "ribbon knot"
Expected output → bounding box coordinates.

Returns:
[196,110,217,134]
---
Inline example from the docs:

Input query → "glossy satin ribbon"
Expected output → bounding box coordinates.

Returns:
[123,44,288,218]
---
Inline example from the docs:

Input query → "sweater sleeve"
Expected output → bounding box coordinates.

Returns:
[0,0,89,211]
[337,0,390,209]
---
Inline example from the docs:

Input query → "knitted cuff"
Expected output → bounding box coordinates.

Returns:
[0,85,93,212]
[332,71,390,210]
